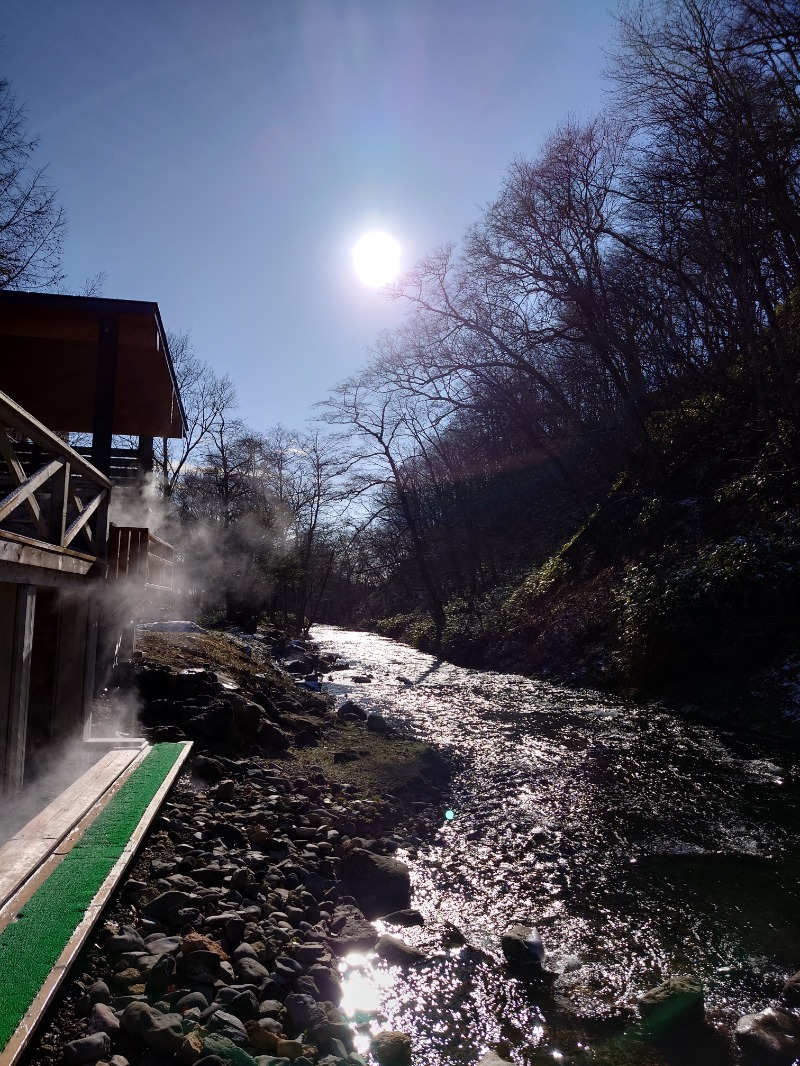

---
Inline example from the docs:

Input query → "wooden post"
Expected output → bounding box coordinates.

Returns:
[0,584,36,794]
[137,436,154,475]
[51,592,92,743]
[82,594,99,739]
[91,317,119,478]
[49,460,69,547]
[91,317,118,562]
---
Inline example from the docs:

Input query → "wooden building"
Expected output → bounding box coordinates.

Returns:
[0,291,186,795]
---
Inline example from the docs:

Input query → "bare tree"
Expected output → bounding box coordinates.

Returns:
[318,369,448,647]
[0,77,66,291]
[156,331,237,497]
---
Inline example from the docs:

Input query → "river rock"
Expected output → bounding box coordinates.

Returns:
[193,755,226,781]
[175,1030,205,1065]
[735,1007,800,1062]
[257,721,291,751]
[104,925,147,954]
[208,1009,249,1043]
[639,975,704,1030]
[202,1034,259,1066]
[384,909,424,927]
[213,778,236,801]
[326,903,378,955]
[375,934,426,967]
[366,713,391,734]
[234,956,271,984]
[276,1038,305,1060]
[284,992,319,1029]
[337,700,367,721]
[338,849,411,918]
[88,979,112,1005]
[140,1011,185,1053]
[228,697,264,736]
[176,992,209,1012]
[63,1032,112,1064]
[783,971,800,1006]
[500,925,545,971]
[88,1002,121,1036]
[244,1021,280,1052]
[478,1054,514,1066]
[121,1001,159,1038]
[370,1030,412,1066]
[144,890,195,920]
[178,948,223,983]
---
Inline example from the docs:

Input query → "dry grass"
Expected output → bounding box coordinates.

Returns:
[134,628,452,804]
[293,721,448,801]
[135,630,289,689]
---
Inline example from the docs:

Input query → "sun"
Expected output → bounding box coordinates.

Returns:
[352,231,401,287]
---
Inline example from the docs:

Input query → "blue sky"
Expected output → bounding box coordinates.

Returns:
[3,1,615,432]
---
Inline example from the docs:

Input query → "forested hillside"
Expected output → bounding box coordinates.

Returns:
[308,0,800,725]
[82,0,799,727]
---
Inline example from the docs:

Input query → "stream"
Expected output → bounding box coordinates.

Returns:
[310,624,800,1066]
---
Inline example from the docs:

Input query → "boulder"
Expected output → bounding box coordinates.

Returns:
[735,1007,800,1062]
[638,975,704,1031]
[500,925,545,971]
[384,909,424,927]
[478,1055,513,1066]
[225,695,263,736]
[370,1031,412,1066]
[337,700,367,721]
[256,721,291,751]
[186,703,243,747]
[326,903,378,956]
[366,713,392,734]
[338,849,411,918]
[375,934,426,967]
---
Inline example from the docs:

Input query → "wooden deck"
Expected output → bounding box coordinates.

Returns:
[0,741,192,1066]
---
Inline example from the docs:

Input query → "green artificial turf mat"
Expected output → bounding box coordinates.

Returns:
[0,743,185,1051]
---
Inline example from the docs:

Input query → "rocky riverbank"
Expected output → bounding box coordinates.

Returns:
[19,626,452,1066]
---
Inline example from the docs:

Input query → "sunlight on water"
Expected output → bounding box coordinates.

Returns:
[313,625,800,1066]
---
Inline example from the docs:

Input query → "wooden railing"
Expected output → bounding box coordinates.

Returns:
[0,390,111,562]
[73,446,142,482]
[107,525,174,590]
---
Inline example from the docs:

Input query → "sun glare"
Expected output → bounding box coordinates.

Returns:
[352,231,401,287]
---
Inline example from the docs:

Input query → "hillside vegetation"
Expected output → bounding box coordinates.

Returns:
[372,389,800,730]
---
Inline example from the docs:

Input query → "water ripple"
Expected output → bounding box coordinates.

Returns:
[314,625,800,1065]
